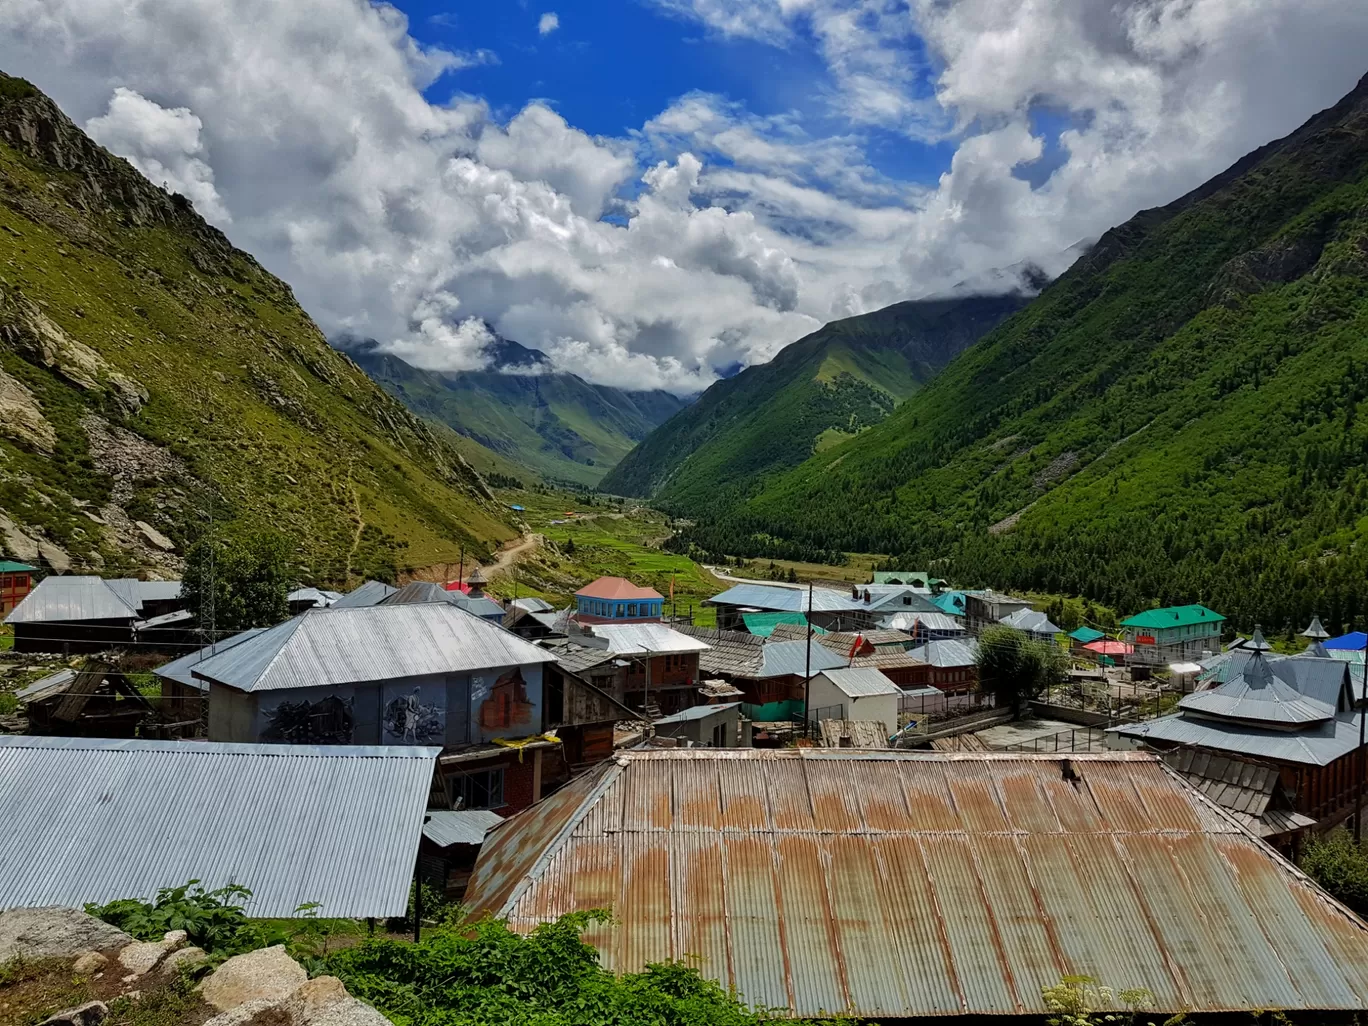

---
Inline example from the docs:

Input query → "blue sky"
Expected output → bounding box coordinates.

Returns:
[410,1,955,187]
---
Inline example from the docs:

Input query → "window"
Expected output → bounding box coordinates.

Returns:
[450,768,505,810]
[627,603,638,617]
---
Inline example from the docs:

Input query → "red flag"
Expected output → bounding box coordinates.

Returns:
[847,633,863,660]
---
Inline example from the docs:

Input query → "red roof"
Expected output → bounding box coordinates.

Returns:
[1084,639,1134,655]
[444,582,471,594]
[575,576,662,601]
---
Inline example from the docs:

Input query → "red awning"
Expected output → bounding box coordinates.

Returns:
[1083,639,1134,655]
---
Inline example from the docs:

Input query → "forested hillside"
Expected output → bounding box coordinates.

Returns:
[345,336,689,488]
[601,291,1029,504]
[670,71,1368,632]
[0,72,515,581]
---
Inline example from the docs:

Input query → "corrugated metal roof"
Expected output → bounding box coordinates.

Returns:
[909,638,979,668]
[1121,604,1225,629]
[816,667,901,698]
[331,580,398,608]
[451,595,507,620]
[1111,710,1365,767]
[288,586,335,608]
[464,749,1368,1018]
[4,576,140,624]
[151,629,268,691]
[706,584,864,613]
[999,608,1062,634]
[15,668,76,701]
[511,597,554,614]
[654,702,740,724]
[423,809,505,847]
[1179,650,1335,726]
[134,609,194,630]
[191,603,557,693]
[382,581,452,605]
[880,611,963,633]
[0,736,438,917]
[1069,626,1107,643]
[591,623,712,656]
[757,640,847,679]
[136,581,183,604]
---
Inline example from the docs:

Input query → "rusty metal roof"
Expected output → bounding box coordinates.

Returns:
[463,749,1368,1019]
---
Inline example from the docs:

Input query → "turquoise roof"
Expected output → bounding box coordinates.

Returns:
[1120,604,1225,630]
[1070,627,1106,644]
[742,611,809,638]
[931,592,966,615]
[0,561,36,574]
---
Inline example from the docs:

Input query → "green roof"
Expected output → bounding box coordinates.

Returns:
[1069,627,1106,644]
[0,561,35,574]
[1120,604,1225,629]
[741,611,825,638]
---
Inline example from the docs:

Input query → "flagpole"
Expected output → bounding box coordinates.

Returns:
[804,581,813,736]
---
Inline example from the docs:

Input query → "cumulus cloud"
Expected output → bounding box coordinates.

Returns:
[538,11,559,36]
[85,87,230,225]
[0,0,1365,393]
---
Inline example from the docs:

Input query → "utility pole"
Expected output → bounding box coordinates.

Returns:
[803,581,813,737]
[1358,633,1367,844]
[457,547,465,589]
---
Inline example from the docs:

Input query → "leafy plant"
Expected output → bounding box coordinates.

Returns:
[180,530,294,632]
[85,880,284,957]
[1042,976,1182,1026]
[1301,829,1368,917]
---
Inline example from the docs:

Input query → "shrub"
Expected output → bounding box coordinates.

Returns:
[86,881,285,957]
[1302,829,1368,917]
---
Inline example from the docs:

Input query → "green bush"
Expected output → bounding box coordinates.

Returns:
[324,910,842,1026]
[1301,829,1368,917]
[86,881,287,957]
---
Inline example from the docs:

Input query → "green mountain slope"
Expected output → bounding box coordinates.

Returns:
[0,72,515,582]
[345,337,689,488]
[599,292,1029,505]
[672,71,1368,630]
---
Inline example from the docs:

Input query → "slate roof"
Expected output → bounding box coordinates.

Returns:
[190,603,556,693]
[0,736,437,917]
[820,629,913,650]
[541,640,618,676]
[672,625,765,676]
[768,622,829,642]
[464,750,1368,1018]
[1162,749,1315,838]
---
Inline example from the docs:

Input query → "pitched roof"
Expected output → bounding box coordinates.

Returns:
[819,629,913,650]
[1326,631,1368,650]
[0,560,35,573]
[1069,626,1106,644]
[999,608,1062,634]
[591,623,711,655]
[3,575,145,625]
[190,603,557,693]
[463,750,1368,1018]
[757,639,847,678]
[422,809,505,847]
[1111,709,1366,767]
[880,611,963,634]
[331,580,398,608]
[1120,604,1225,629]
[672,625,765,676]
[654,702,741,725]
[740,611,808,637]
[816,666,901,698]
[768,621,829,642]
[1161,749,1315,837]
[575,576,662,601]
[151,629,268,692]
[1179,646,1336,727]
[0,736,437,917]
[909,638,978,668]
[706,583,864,613]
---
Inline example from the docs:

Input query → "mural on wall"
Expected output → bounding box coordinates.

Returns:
[382,683,447,744]
[261,692,355,745]
[478,667,535,733]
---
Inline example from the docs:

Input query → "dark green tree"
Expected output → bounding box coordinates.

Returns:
[976,625,1068,718]
[1302,830,1368,918]
[182,530,294,632]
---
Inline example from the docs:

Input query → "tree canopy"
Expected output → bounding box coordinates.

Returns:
[976,625,1068,718]
[181,530,294,633]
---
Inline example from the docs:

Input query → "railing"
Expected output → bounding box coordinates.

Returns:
[999,727,1113,754]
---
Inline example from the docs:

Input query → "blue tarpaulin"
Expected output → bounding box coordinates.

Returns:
[1325,631,1368,650]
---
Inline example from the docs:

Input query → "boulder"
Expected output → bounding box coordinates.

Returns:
[117,939,175,976]
[72,951,108,975]
[38,1000,107,1026]
[201,998,277,1026]
[0,908,132,962]
[135,521,175,552]
[198,945,307,1012]
[277,976,390,1026]
[159,945,207,973]
[161,930,188,947]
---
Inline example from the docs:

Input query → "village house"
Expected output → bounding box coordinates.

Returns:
[906,638,979,693]
[871,569,931,589]
[330,579,398,608]
[705,582,940,633]
[0,559,35,617]
[998,606,1063,642]
[652,702,745,748]
[572,576,664,624]
[503,597,568,639]
[1110,628,1363,846]
[806,667,901,735]
[188,601,633,815]
[3,575,185,654]
[463,748,1368,1021]
[671,623,849,721]
[1120,603,1225,665]
[418,809,505,903]
[879,610,965,642]
[963,590,1033,633]
[15,662,152,737]
[0,735,437,918]
[540,622,710,716]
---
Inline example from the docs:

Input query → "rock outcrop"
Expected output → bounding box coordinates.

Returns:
[198,945,308,1012]
[0,907,132,961]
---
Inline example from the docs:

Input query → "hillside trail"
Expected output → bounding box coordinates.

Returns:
[488,532,542,577]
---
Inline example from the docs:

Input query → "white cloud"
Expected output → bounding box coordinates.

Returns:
[85,87,230,225]
[538,11,559,36]
[0,0,1365,394]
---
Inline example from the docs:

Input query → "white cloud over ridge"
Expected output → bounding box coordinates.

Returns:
[0,0,1365,393]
